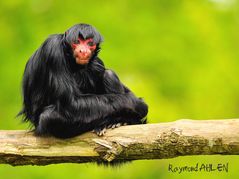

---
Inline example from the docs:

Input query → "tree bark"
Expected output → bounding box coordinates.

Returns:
[0,119,239,166]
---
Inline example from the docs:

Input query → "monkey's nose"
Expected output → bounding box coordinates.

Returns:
[80,48,91,54]
[79,50,88,56]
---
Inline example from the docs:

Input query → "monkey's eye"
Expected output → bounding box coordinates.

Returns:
[87,41,94,46]
[71,43,78,49]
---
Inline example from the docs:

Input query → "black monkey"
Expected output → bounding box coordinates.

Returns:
[19,23,148,138]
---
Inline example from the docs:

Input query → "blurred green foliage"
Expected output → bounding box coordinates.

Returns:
[0,0,239,178]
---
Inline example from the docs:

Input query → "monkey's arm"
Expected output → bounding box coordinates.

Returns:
[71,93,142,123]
[101,69,148,119]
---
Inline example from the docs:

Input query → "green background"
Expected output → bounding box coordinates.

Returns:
[0,0,239,178]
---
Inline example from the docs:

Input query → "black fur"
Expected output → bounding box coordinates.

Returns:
[19,23,148,138]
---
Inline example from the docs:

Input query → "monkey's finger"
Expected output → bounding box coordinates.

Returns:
[92,128,102,136]
[107,124,112,129]
[115,123,122,128]
[99,127,107,136]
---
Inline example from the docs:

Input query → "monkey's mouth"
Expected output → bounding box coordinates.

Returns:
[75,56,90,65]
[74,51,91,65]
[73,46,92,65]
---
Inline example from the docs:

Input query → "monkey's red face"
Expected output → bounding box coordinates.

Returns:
[71,37,96,65]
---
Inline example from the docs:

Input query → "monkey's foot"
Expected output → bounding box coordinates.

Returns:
[107,122,127,129]
[93,123,128,136]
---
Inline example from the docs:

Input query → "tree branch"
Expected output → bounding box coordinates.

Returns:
[1,119,239,166]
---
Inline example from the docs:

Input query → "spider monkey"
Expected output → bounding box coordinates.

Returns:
[19,23,148,138]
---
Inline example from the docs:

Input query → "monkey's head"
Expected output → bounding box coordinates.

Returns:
[64,23,103,65]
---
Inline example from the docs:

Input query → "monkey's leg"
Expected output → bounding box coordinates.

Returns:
[36,105,88,138]
[103,69,125,94]
[91,70,126,135]
[103,69,148,122]
[93,69,148,136]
